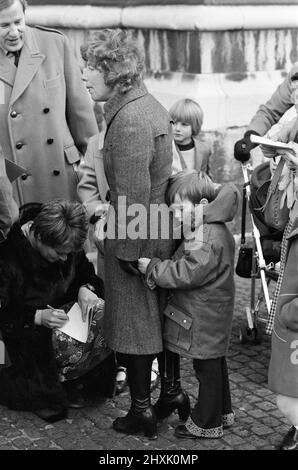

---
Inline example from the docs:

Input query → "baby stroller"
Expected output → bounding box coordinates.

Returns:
[236,161,284,344]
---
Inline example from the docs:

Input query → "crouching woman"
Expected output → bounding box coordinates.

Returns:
[0,199,114,422]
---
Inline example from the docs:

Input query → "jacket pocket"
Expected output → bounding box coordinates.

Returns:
[44,74,64,89]
[163,303,192,352]
[64,145,80,165]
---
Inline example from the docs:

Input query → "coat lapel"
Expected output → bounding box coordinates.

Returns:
[289,116,298,142]
[0,49,16,87]
[194,139,203,172]
[9,27,45,105]
[287,207,298,240]
[104,82,148,131]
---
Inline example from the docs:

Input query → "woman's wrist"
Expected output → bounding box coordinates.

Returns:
[34,309,43,325]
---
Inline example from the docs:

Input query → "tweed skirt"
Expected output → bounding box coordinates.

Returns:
[103,239,170,355]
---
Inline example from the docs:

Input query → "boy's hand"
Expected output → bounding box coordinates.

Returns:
[138,257,151,274]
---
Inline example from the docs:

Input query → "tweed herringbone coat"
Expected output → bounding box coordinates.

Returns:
[102,83,175,355]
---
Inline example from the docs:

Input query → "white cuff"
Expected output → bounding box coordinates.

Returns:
[34,310,43,325]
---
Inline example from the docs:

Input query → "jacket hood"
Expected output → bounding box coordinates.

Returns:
[202,182,240,225]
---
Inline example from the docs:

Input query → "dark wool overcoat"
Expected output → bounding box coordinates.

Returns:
[0,215,103,411]
[102,83,175,355]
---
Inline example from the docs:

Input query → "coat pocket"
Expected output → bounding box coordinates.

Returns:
[44,74,64,89]
[163,303,192,352]
[269,326,298,397]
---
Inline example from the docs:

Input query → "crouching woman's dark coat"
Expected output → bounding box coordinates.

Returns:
[0,220,102,411]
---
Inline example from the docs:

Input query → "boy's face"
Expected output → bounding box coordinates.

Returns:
[172,194,194,225]
[172,121,192,146]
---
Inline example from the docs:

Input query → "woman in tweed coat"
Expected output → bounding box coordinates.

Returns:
[84,29,175,438]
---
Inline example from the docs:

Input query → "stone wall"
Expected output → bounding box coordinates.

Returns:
[26,3,298,232]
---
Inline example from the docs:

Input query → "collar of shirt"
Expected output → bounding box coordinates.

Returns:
[0,43,16,56]
[3,47,20,59]
[7,49,21,66]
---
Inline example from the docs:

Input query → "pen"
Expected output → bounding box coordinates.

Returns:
[47,304,65,313]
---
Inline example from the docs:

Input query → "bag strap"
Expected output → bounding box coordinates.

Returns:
[240,182,249,245]
[260,158,285,212]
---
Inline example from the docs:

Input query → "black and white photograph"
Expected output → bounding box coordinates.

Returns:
[0,0,298,459]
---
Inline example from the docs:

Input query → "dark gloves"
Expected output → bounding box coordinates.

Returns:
[234,130,260,163]
[118,259,140,276]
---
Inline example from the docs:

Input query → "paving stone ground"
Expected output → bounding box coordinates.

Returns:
[0,275,289,451]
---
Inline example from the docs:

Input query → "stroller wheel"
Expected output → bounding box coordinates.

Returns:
[239,321,264,345]
[239,322,251,344]
[252,325,263,345]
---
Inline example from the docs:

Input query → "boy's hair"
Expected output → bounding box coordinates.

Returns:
[30,199,88,252]
[167,170,216,206]
[83,29,145,94]
[169,99,204,137]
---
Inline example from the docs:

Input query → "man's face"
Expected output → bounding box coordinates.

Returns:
[0,0,25,53]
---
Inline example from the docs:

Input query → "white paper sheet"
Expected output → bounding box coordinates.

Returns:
[250,134,294,152]
[57,302,90,343]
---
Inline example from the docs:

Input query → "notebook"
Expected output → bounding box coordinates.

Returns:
[250,134,295,153]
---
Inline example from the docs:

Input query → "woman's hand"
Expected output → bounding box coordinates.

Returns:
[78,286,99,322]
[93,217,107,250]
[138,257,151,274]
[38,308,68,329]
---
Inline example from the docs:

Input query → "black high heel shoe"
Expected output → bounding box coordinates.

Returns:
[114,353,158,438]
[113,402,157,439]
[154,350,191,421]
[154,389,190,421]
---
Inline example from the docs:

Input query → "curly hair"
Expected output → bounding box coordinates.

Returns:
[84,29,145,94]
